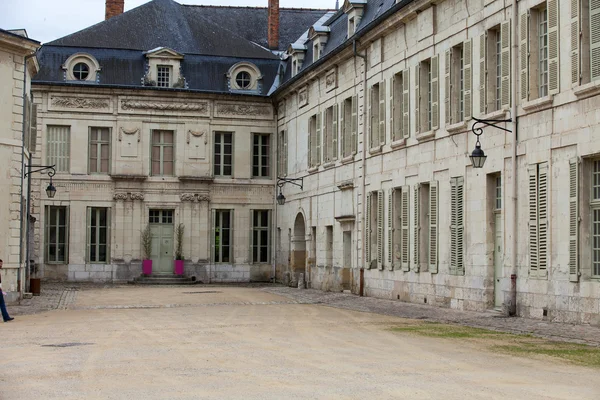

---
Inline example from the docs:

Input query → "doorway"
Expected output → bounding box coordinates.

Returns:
[149,209,174,274]
[494,212,503,308]
[291,213,307,281]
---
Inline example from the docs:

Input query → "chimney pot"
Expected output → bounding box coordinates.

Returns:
[106,0,125,20]
[267,0,280,50]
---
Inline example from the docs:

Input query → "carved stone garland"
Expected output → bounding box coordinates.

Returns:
[113,192,145,201]
[119,127,141,142]
[180,193,211,202]
[187,129,208,144]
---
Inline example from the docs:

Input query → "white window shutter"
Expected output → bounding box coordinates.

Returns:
[316,112,322,165]
[340,101,345,157]
[388,188,394,270]
[366,192,372,269]
[309,119,314,168]
[377,189,384,270]
[500,20,511,109]
[211,209,216,262]
[547,0,560,94]
[379,80,386,145]
[323,112,329,163]
[413,184,420,272]
[479,32,487,115]
[431,55,440,130]
[283,130,288,175]
[369,86,375,148]
[463,39,473,120]
[389,75,395,141]
[456,177,465,276]
[429,181,439,273]
[415,63,421,134]
[401,186,410,271]
[571,0,581,86]
[332,105,339,160]
[230,210,234,261]
[86,207,91,262]
[249,210,254,264]
[591,0,600,81]
[569,158,580,282]
[538,163,549,278]
[402,69,411,139]
[520,11,530,102]
[30,103,38,153]
[444,49,452,125]
[351,95,358,154]
[528,165,539,276]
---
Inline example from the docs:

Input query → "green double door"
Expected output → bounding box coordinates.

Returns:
[150,210,174,274]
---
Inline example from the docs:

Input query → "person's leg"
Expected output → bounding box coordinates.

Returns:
[0,292,11,321]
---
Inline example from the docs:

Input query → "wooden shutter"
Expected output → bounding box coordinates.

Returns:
[86,207,91,262]
[340,101,345,157]
[323,111,329,162]
[463,39,473,120]
[456,177,464,276]
[389,75,395,141]
[333,105,339,160]
[413,184,420,272]
[47,126,70,172]
[444,49,452,125]
[316,112,322,165]
[30,103,38,153]
[528,165,539,275]
[388,188,394,270]
[365,192,372,269]
[24,97,30,150]
[569,158,580,282]
[415,63,421,134]
[520,11,530,102]
[547,0,560,94]
[402,69,411,138]
[591,0,600,81]
[283,130,288,175]
[379,81,386,144]
[309,118,315,167]
[377,190,384,270]
[351,95,358,154]
[211,209,216,262]
[479,32,487,115]
[429,181,439,273]
[369,86,374,148]
[431,55,440,130]
[249,210,254,264]
[501,20,512,108]
[401,186,410,271]
[538,163,549,277]
[571,0,581,86]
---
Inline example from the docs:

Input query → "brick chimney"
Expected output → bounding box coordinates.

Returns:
[267,0,280,50]
[106,0,125,20]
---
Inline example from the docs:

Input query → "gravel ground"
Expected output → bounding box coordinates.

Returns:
[2,284,600,399]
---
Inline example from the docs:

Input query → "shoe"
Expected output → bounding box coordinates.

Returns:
[4,317,14,322]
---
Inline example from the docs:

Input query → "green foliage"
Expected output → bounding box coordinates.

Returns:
[175,223,184,260]
[141,224,152,260]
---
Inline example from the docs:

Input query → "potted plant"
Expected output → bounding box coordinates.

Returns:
[174,223,184,275]
[141,224,153,275]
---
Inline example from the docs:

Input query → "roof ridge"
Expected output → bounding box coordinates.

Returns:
[182,4,333,11]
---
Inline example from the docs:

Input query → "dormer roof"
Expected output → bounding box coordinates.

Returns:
[144,47,184,59]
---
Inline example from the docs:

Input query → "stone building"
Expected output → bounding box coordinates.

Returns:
[0,28,39,302]
[25,0,600,325]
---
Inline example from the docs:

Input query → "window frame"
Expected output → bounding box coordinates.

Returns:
[213,209,233,263]
[591,159,600,277]
[157,65,172,88]
[87,207,110,263]
[151,130,174,177]
[45,205,69,264]
[214,131,233,177]
[538,6,549,98]
[88,127,111,175]
[252,210,271,264]
[252,133,271,178]
[46,125,71,173]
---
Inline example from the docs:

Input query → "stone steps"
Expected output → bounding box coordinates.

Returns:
[129,275,199,285]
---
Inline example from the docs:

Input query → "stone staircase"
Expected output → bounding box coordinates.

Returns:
[129,274,198,285]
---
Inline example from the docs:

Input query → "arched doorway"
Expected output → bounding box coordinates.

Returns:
[290,213,307,283]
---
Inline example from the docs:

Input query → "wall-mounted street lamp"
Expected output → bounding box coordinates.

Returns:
[470,117,512,169]
[276,177,304,205]
[24,165,57,198]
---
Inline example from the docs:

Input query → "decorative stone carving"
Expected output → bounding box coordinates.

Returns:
[187,129,207,144]
[113,193,128,201]
[51,96,110,109]
[119,127,141,142]
[197,194,211,202]
[216,103,271,116]
[180,193,196,202]
[130,192,145,201]
[298,86,308,107]
[325,68,337,92]
[121,100,208,112]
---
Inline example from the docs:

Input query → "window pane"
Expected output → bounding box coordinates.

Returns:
[163,145,173,162]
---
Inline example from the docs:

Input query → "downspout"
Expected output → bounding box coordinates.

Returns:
[353,39,367,296]
[20,53,36,297]
[509,0,518,316]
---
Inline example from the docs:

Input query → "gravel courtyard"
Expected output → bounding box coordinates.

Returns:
[2,285,600,399]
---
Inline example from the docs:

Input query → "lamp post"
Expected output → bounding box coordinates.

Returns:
[470,117,512,168]
[276,177,304,206]
[23,164,56,292]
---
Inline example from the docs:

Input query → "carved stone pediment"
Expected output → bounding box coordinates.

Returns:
[214,102,273,120]
[49,95,112,113]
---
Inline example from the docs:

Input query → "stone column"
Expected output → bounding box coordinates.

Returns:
[113,193,128,260]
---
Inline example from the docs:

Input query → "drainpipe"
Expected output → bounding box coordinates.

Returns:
[20,53,36,297]
[509,0,518,316]
[353,40,367,296]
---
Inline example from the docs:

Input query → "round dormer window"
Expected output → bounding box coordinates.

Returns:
[236,71,251,89]
[73,62,90,80]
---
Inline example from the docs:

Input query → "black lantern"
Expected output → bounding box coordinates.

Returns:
[46,182,57,198]
[277,191,286,205]
[276,177,304,206]
[470,143,487,169]
[469,117,512,169]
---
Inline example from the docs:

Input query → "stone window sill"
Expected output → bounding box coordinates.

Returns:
[369,145,383,155]
[479,108,508,120]
[521,95,553,112]
[416,129,436,142]
[390,138,406,149]
[323,161,336,169]
[573,80,600,99]
[341,154,356,164]
[308,166,319,174]
[446,120,468,135]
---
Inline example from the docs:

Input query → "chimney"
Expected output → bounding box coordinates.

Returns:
[267,0,280,50]
[106,0,125,20]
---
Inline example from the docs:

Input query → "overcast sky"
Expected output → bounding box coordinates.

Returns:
[2,0,334,44]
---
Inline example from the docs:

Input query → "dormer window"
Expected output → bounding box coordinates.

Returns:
[288,43,307,78]
[236,71,251,89]
[227,62,262,92]
[313,43,321,62]
[73,62,90,80]
[348,17,355,35]
[157,65,171,87]
[343,0,366,38]
[308,25,330,64]
[62,53,100,83]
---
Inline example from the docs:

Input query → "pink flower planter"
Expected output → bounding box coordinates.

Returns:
[142,259,152,276]
[174,260,184,275]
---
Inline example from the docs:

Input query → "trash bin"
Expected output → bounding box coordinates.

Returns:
[30,278,41,296]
